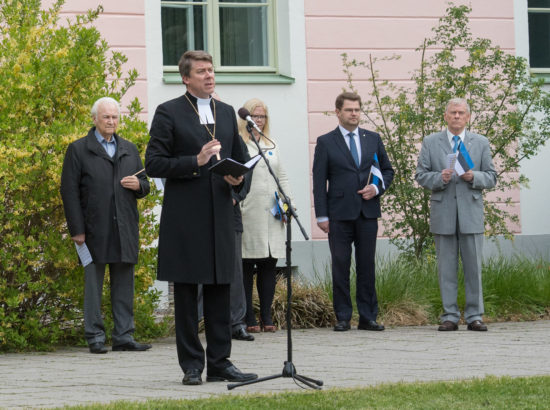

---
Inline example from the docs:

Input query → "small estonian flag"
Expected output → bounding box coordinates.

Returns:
[455,141,474,175]
[271,191,288,223]
[370,153,385,190]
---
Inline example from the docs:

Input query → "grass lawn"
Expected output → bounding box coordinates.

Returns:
[62,375,550,409]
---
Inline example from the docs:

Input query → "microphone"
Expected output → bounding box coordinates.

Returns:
[237,107,264,135]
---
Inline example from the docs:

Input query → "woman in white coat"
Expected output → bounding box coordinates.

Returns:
[238,98,292,333]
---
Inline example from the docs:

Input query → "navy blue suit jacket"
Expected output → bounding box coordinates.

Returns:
[312,127,394,221]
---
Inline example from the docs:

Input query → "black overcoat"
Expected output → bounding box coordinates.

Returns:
[60,128,150,264]
[145,93,248,284]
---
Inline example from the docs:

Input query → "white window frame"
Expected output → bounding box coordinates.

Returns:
[160,0,277,74]
[527,1,550,74]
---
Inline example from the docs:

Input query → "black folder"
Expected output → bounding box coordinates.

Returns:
[209,155,261,178]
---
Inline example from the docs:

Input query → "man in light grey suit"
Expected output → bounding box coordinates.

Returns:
[415,98,497,332]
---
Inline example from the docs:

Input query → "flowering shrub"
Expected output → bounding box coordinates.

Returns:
[0,0,165,351]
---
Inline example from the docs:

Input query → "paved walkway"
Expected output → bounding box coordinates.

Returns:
[1,320,550,409]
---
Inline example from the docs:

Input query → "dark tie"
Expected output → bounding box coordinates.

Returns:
[348,132,360,167]
[452,135,460,153]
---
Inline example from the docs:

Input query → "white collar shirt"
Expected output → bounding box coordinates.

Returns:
[446,128,466,148]
[338,125,361,164]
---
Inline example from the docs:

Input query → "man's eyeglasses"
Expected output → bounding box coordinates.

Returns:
[251,115,267,120]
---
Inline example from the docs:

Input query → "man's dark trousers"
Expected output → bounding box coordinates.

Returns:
[197,232,247,332]
[230,231,247,332]
[174,283,232,372]
[329,216,379,325]
[84,262,135,346]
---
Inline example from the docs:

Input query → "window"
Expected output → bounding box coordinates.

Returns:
[161,2,206,68]
[528,0,550,70]
[161,0,275,73]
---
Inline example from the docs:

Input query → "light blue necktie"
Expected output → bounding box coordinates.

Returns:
[452,135,460,153]
[348,132,360,167]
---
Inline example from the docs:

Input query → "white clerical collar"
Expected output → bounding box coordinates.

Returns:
[196,96,214,125]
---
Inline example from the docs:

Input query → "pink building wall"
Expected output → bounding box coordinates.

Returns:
[43,0,148,116]
[304,0,519,240]
[44,0,521,242]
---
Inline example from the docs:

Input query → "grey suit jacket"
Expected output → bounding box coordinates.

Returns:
[415,130,497,235]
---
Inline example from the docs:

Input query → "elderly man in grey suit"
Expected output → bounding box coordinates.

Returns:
[415,97,497,332]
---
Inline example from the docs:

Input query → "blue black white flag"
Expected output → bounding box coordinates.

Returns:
[369,153,385,189]
[271,191,288,223]
[454,141,474,175]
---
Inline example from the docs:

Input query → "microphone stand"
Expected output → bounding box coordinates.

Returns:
[228,125,323,391]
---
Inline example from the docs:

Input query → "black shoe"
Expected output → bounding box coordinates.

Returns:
[438,320,459,331]
[333,320,351,331]
[89,342,108,354]
[206,365,258,382]
[182,369,202,385]
[358,320,385,331]
[467,320,488,331]
[112,340,152,351]
[232,327,255,341]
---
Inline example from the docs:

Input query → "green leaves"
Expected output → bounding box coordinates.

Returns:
[342,3,550,258]
[0,0,165,352]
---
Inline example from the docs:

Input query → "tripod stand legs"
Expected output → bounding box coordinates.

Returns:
[224,165,319,391]
[227,361,323,390]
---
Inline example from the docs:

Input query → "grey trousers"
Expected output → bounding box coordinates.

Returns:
[198,231,247,332]
[434,232,484,324]
[84,262,135,346]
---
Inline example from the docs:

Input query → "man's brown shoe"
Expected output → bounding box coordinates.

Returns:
[438,321,458,331]
[467,320,488,331]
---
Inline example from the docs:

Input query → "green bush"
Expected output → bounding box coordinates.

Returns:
[482,257,550,320]
[0,0,166,352]
[312,255,550,326]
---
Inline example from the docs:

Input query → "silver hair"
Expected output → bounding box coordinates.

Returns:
[91,97,121,118]
[445,97,470,114]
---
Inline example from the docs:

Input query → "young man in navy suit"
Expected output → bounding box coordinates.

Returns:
[313,92,394,332]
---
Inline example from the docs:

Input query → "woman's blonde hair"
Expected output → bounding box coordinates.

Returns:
[238,98,270,144]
